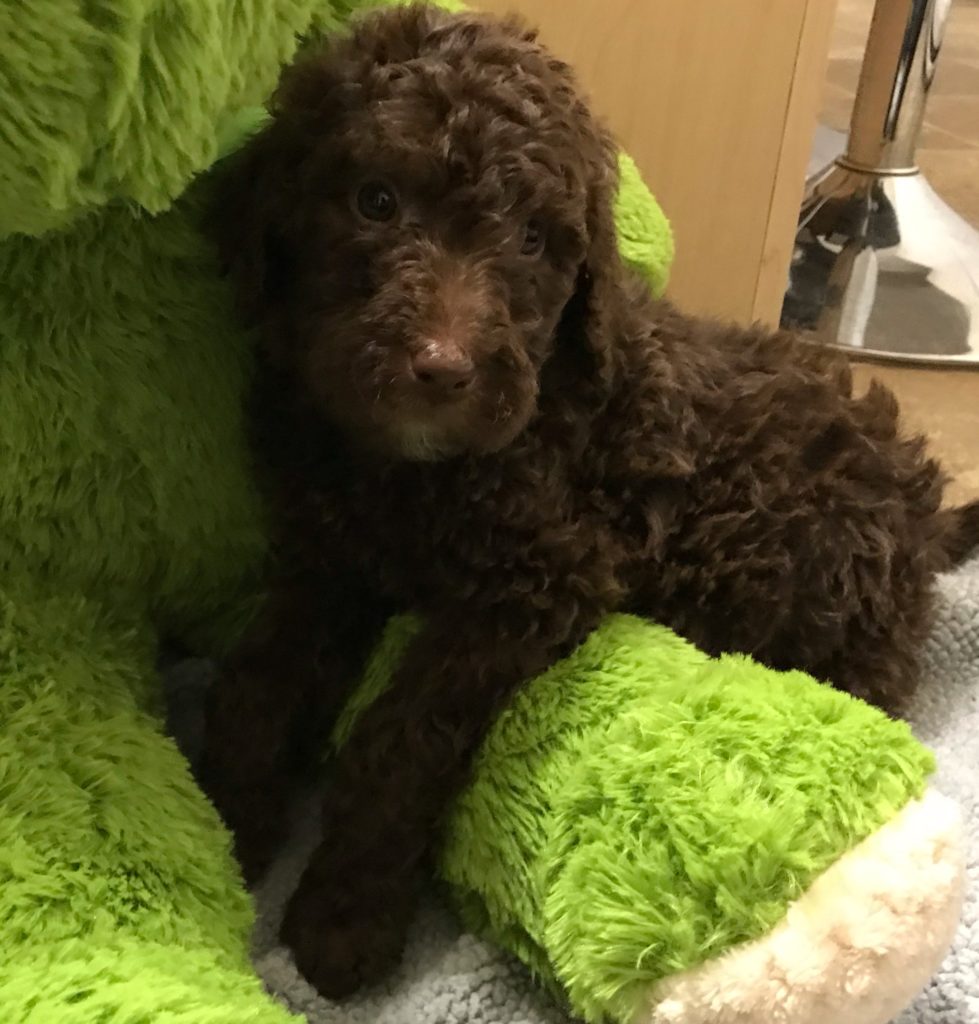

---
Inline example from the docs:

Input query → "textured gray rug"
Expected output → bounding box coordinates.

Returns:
[168,557,979,1024]
[897,559,979,1024]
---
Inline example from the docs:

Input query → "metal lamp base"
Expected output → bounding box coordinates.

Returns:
[782,159,979,366]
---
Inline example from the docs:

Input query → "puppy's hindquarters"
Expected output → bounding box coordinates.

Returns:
[939,499,979,566]
[787,380,952,707]
[633,372,948,711]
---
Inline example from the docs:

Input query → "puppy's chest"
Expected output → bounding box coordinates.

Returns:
[312,459,585,604]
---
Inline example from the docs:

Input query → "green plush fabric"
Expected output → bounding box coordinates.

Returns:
[0,1,681,1020]
[346,615,934,1024]
[615,153,673,296]
[0,0,353,236]
[0,578,293,1022]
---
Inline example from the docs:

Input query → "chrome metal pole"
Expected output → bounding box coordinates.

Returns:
[783,0,979,365]
[844,0,947,172]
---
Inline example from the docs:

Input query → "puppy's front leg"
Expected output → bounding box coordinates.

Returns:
[198,572,386,883]
[281,602,602,998]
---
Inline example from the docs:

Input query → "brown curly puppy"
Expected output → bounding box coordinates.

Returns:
[199,2,979,999]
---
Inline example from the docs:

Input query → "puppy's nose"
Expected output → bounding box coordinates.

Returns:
[410,342,475,395]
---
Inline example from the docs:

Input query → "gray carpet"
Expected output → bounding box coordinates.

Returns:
[168,557,979,1024]
[897,559,979,1024]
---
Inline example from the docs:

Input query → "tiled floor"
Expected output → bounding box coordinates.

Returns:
[818,0,979,504]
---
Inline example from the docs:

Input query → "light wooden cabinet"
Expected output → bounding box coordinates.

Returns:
[473,0,838,325]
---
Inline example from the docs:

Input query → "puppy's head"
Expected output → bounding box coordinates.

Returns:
[216,3,621,460]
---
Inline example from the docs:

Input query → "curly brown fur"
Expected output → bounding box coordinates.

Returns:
[198,2,978,999]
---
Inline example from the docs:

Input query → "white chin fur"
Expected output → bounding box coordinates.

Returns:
[397,425,456,462]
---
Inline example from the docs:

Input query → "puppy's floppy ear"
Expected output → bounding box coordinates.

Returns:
[555,121,623,391]
[208,118,301,326]
[209,37,357,328]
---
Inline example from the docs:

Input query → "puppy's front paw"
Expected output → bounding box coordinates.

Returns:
[280,875,410,999]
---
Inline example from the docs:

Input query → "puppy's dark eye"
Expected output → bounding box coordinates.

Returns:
[356,182,398,222]
[521,219,546,256]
